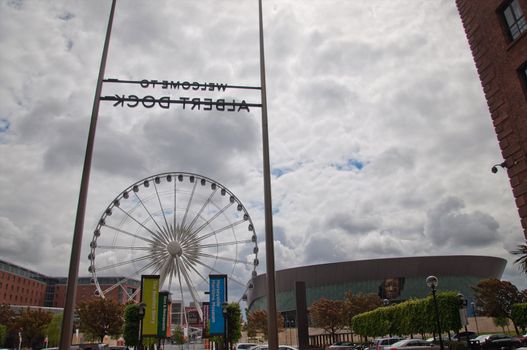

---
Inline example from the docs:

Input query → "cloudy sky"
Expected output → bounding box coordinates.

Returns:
[1,0,526,305]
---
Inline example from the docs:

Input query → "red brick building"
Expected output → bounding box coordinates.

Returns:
[0,259,139,307]
[456,0,527,239]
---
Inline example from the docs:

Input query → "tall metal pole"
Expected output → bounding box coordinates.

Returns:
[257,1,278,349]
[431,288,445,350]
[58,1,116,349]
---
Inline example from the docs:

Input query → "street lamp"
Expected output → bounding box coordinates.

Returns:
[137,302,146,350]
[426,276,444,350]
[470,301,479,335]
[222,302,229,350]
[383,299,391,336]
[457,294,470,350]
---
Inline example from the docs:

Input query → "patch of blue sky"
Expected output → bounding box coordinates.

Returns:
[58,12,75,21]
[7,0,22,10]
[271,167,293,178]
[334,158,365,171]
[0,119,10,133]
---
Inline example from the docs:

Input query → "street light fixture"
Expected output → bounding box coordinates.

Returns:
[426,276,444,350]
[470,301,479,335]
[457,294,471,350]
[222,302,229,350]
[137,303,146,350]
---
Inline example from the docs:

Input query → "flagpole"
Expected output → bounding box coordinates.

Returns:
[59,1,116,349]
[257,1,279,349]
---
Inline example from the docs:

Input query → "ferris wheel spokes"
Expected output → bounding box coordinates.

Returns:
[177,255,203,320]
[133,191,165,234]
[181,180,198,229]
[89,172,258,315]
[186,189,218,232]
[152,181,171,231]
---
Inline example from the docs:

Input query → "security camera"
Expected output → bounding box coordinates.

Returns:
[491,161,507,174]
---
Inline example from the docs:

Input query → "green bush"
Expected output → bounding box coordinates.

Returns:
[511,303,527,332]
[352,291,462,337]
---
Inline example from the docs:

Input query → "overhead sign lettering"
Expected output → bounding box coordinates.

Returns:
[101,95,253,112]
[101,78,261,112]
[138,80,228,91]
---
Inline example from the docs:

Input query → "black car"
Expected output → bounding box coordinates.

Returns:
[471,334,522,350]
[453,332,478,341]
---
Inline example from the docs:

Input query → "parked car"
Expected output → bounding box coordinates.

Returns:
[236,343,258,350]
[453,331,478,341]
[249,345,297,350]
[374,337,404,350]
[387,339,438,350]
[471,334,522,349]
[329,342,356,350]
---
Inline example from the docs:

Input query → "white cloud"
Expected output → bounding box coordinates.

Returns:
[1,0,526,307]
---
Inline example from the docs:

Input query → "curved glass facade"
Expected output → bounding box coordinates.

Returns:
[250,275,484,316]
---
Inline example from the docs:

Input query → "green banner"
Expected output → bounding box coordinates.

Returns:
[157,292,169,338]
[141,275,160,337]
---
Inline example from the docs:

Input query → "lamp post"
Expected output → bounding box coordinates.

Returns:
[222,302,229,350]
[137,303,146,350]
[470,302,479,335]
[426,276,444,350]
[383,299,391,336]
[457,294,470,350]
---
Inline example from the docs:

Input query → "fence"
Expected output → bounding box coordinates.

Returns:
[309,332,356,348]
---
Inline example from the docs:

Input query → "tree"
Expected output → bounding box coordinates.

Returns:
[493,317,509,333]
[226,303,242,349]
[171,325,186,345]
[0,303,15,348]
[246,309,283,340]
[0,304,15,328]
[309,298,347,342]
[13,308,53,350]
[46,313,63,347]
[77,298,124,342]
[344,292,382,328]
[0,324,6,348]
[122,304,140,347]
[511,303,527,332]
[352,292,464,338]
[512,241,527,275]
[473,279,524,335]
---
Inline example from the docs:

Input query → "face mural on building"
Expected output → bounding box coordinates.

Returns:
[380,277,405,300]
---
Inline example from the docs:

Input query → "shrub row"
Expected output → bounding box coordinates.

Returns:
[352,291,462,337]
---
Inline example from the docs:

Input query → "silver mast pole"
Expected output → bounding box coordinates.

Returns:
[59,1,116,349]
[258,0,279,349]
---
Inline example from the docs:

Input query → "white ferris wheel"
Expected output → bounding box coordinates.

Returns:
[88,172,259,320]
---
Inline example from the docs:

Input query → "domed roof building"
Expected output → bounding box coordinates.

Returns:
[246,255,506,317]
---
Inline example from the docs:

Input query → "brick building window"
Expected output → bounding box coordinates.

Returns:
[503,0,527,40]
[518,62,527,94]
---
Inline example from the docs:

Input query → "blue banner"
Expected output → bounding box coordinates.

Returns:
[209,274,227,336]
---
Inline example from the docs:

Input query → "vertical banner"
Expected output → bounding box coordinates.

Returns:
[141,275,160,337]
[158,291,170,338]
[209,274,227,336]
[166,301,172,338]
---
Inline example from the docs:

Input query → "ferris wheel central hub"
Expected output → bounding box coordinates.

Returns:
[167,241,183,257]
